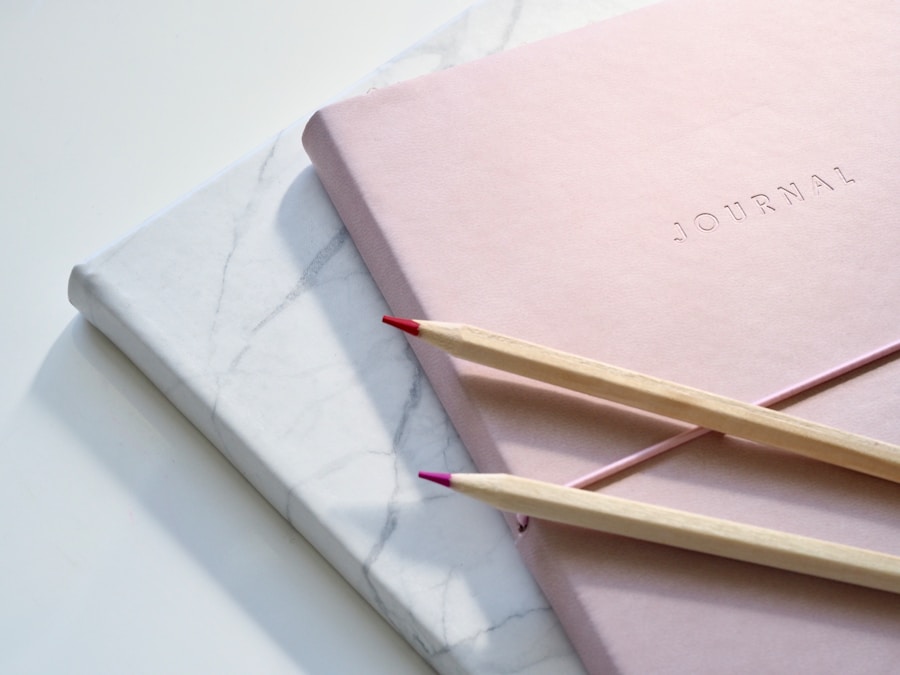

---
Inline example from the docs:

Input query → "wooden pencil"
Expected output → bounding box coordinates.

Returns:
[384,316,900,484]
[419,471,900,594]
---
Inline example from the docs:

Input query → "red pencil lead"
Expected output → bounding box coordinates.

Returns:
[418,471,452,488]
[383,315,420,336]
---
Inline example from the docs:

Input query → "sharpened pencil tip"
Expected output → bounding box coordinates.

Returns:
[383,315,420,336]
[418,471,452,488]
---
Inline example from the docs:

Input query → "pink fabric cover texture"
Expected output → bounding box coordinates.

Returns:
[303,0,900,672]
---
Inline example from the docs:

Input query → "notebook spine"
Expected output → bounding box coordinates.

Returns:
[303,109,525,517]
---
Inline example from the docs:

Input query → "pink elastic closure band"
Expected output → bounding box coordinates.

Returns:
[516,338,900,532]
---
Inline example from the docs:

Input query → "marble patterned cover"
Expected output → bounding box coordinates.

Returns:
[68,1,657,672]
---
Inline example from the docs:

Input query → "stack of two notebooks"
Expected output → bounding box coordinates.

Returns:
[71,0,900,672]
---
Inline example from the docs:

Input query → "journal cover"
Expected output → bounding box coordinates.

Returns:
[303,0,900,672]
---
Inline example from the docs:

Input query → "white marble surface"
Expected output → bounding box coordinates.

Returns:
[7,0,652,672]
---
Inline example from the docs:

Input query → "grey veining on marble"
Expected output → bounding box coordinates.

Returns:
[69,1,657,672]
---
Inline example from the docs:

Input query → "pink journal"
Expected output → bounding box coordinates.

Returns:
[303,0,900,672]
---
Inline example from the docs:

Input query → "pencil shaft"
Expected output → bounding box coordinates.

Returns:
[416,321,900,483]
[451,473,900,594]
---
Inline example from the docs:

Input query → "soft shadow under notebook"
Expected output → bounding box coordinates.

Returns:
[303,0,900,672]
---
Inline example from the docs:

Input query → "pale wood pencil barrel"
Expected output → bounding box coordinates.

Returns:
[417,321,900,483]
[452,473,900,594]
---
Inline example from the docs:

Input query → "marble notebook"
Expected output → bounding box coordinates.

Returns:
[303,0,900,672]
[66,2,672,674]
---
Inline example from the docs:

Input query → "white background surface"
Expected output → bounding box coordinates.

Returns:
[0,1,473,672]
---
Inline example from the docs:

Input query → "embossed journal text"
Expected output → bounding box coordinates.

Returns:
[672,166,855,243]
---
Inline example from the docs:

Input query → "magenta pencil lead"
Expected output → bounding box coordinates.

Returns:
[418,471,452,487]
[383,315,420,336]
